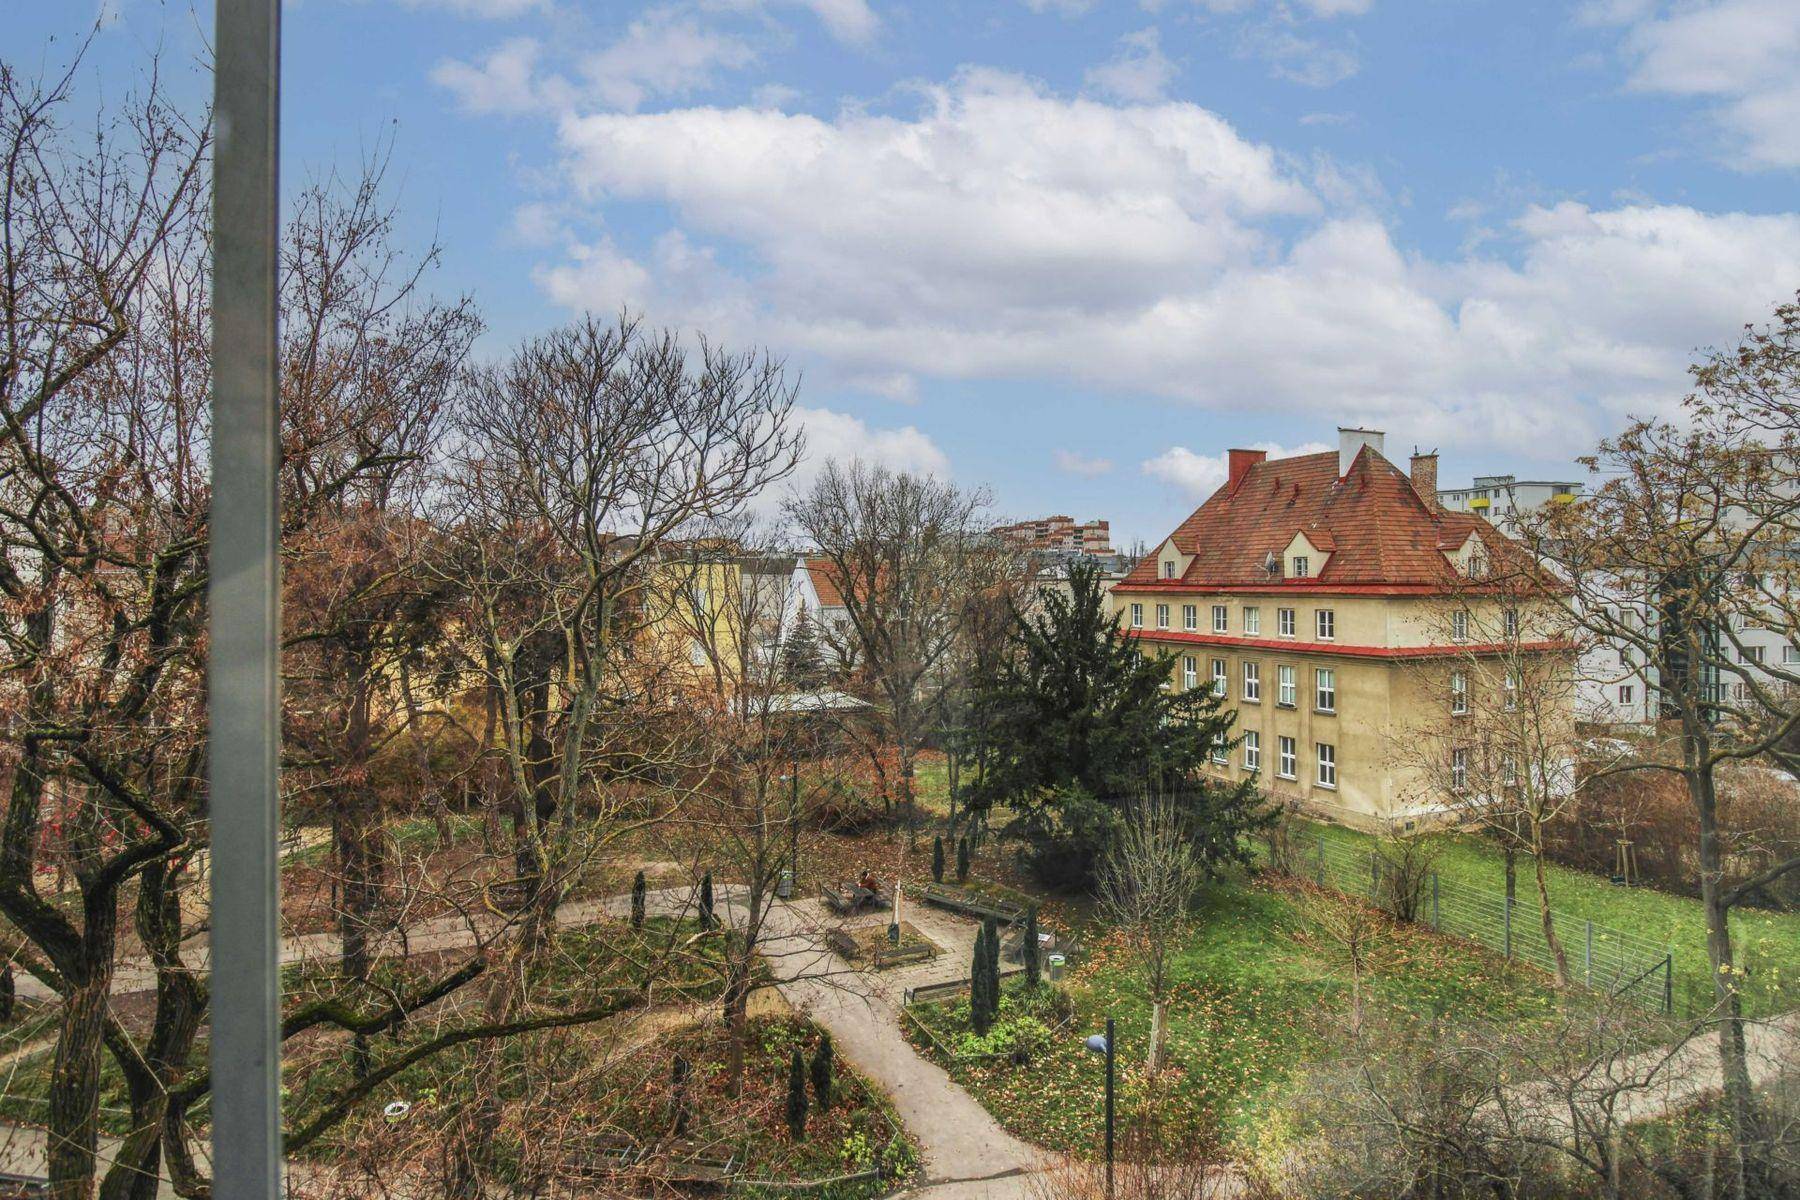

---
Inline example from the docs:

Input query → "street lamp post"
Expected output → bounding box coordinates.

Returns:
[789,750,799,887]
[1084,1017,1116,1199]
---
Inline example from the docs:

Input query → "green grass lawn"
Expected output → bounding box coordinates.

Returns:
[906,874,1579,1159]
[1298,819,1800,1019]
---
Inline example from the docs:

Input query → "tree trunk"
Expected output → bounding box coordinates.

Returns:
[1696,761,1757,1200]
[48,947,114,1200]
[1532,849,1571,988]
[1147,999,1167,1071]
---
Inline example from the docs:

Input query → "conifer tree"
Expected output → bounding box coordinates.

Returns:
[969,925,992,1035]
[631,870,647,930]
[932,836,946,883]
[786,1046,810,1139]
[811,1032,835,1112]
[981,915,1002,1013]
[700,871,715,930]
[955,835,971,883]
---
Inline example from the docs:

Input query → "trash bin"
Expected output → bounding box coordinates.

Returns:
[776,869,793,900]
[1047,952,1066,982]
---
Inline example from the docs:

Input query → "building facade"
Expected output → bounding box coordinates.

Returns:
[994,514,1113,556]
[1112,429,1570,830]
[1437,474,1583,536]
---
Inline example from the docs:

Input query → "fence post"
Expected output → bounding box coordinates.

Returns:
[1370,854,1380,903]
[1663,954,1673,1015]
[1503,895,1513,960]
[1584,920,1593,989]
[1431,872,1440,930]
[1316,838,1326,887]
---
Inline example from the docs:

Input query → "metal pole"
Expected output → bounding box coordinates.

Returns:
[1585,920,1593,989]
[210,0,283,1196]
[1104,1016,1115,1200]
[1503,895,1513,960]
[1431,871,1440,930]
[789,753,799,888]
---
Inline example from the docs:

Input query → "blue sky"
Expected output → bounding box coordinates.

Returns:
[24,0,1800,546]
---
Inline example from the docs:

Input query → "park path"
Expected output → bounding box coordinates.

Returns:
[3,881,1041,1197]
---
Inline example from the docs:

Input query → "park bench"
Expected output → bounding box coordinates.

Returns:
[656,1142,740,1186]
[821,882,891,915]
[916,882,1026,926]
[873,940,934,969]
[1001,924,1057,965]
[567,1133,648,1179]
[824,927,860,959]
[0,1174,50,1200]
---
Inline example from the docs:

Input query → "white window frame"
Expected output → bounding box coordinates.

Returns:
[1452,610,1469,642]
[1278,607,1296,638]
[1277,664,1296,707]
[1161,559,1176,580]
[1451,670,1468,715]
[1504,608,1519,639]
[1183,604,1197,631]
[1315,667,1336,713]
[1619,683,1634,705]
[1292,555,1310,578]
[1242,660,1261,702]
[1504,669,1519,711]
[1130,603,1143,628]
[1212,658,1228,697]
[1451,747,1468,794]
[1211,733,1228,765]
[1183,656,1198,690]
[1315,743,1336,789]
[1212,604,1229,634]
[1315,609,1335,641]
[1243,606,1261,636]
[1155,603,1169,630]
[1243,730,1260,772]
[1277,735,1297,780]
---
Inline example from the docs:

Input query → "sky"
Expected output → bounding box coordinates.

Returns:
[20,0,1800,547]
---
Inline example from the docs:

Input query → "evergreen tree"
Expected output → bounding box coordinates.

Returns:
[0,963,12,1024]
[931,836,946,883]
[981,915,1001,1014]
[786,1047,809,1139]
[631,870,647,930]
[969,924,993,1035]
[781,606,824,688]
[955,835,970,883]
[968,559,1271,887]
[700,871,715,930]
[811,1032,835,1112]
[1022,906,1041,988]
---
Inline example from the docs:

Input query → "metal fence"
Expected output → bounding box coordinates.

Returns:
[1284,832,1676,1015]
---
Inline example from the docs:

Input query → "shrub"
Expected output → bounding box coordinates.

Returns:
[700,872,715,930]
[956,835,971,883]
[805,778,886,834]
[970,924,995,1035]
[932,836,946,884]
[1373,831,1437,923]
[811,1032,834,1112]
[631,870,646,930]
[1023,906,1041,987]
[786,1046,809,1140]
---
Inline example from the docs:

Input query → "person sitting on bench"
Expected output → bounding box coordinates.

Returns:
[858,868,878,894]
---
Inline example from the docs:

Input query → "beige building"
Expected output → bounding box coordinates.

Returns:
[1112,428,1569,830]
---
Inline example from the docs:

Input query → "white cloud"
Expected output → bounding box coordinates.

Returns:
[790,0,878,44]
[794,406,950,483]
[1086,28,1178,103]
[529,70,1800,460]
[584,12,758,112]
[1238,24,1360,87]
[1142,441,1331,497]
[432,37,568,115]
[1054,449,1114,478]
[1602,0,1800,169]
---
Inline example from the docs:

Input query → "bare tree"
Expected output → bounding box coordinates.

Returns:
[1097,795,1202,1070]
[784,461,1007,844]
[1295,890,1386,1040]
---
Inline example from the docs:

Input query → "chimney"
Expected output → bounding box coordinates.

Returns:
[1227,448,1267,494]
[1410,449,1439,512]
[1338,426,1385,476]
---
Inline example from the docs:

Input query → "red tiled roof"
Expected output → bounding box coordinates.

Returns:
[1123,446,1532,592]
[806,557,846,608]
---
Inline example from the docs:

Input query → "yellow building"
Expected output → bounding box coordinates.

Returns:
[1112,429,1570,830]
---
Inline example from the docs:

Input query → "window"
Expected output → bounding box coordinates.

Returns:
[1451,670,1468,715]
[1183,656,1198,690]
[1292,555,1310,578]
[1744,645,1766,664]
[1785,645,1800,665]
[1211,735,1228,765]
[1130,603,1143,628]
[1183,604,1197,631]
[1315,609,1335,640]
[1277,736,1297,779]
[1501,752,1518,788]
[1451,747,1468,793]
[1243,730,1261,772]
[1619,683,1634,705]
[1315,667,1336,713]
[1278,607,1296,637]
[1504,670,1519,711]
[1155,603,1169,630]
[1316,743,1336,788]
[1504,608,1519,639]
[1213,604,1229,634]
[1243,606,1261,635]
[1242,661,1261,702]
[1277,664,1296,707]
[1161,559,1176,579]
[1452,610,1469,642]
[1212,658,1228,697]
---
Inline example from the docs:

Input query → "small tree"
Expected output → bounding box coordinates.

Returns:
[932,836,946,883]
[811,1033,835,1112]
[700,872,716,930]
[786,1047,809,1139]
[1022,906,1042,988]
[970,924,995,1035]
[1097,796,1202,1069]
[982,916,1002,1010]
[956,835,971,883]
[631,870,647,931]
[670,1054,692,1136]
[1300,893,1386,1039]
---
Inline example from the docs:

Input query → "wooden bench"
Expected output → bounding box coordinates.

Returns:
[821,883,892,915]
[824,927,860,959]
[657,1142,740,1185]
[916,882,1026,926]
[874,940,934,969]
[0,1174,50,1200]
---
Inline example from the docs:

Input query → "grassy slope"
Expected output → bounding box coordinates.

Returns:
[1302,820,1800,1018]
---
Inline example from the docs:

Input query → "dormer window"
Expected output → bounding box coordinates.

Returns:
[1162,560,1176,580]
[1292,555,1310,578]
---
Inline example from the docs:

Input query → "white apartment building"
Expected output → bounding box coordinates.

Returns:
[1437,475,1584,536]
